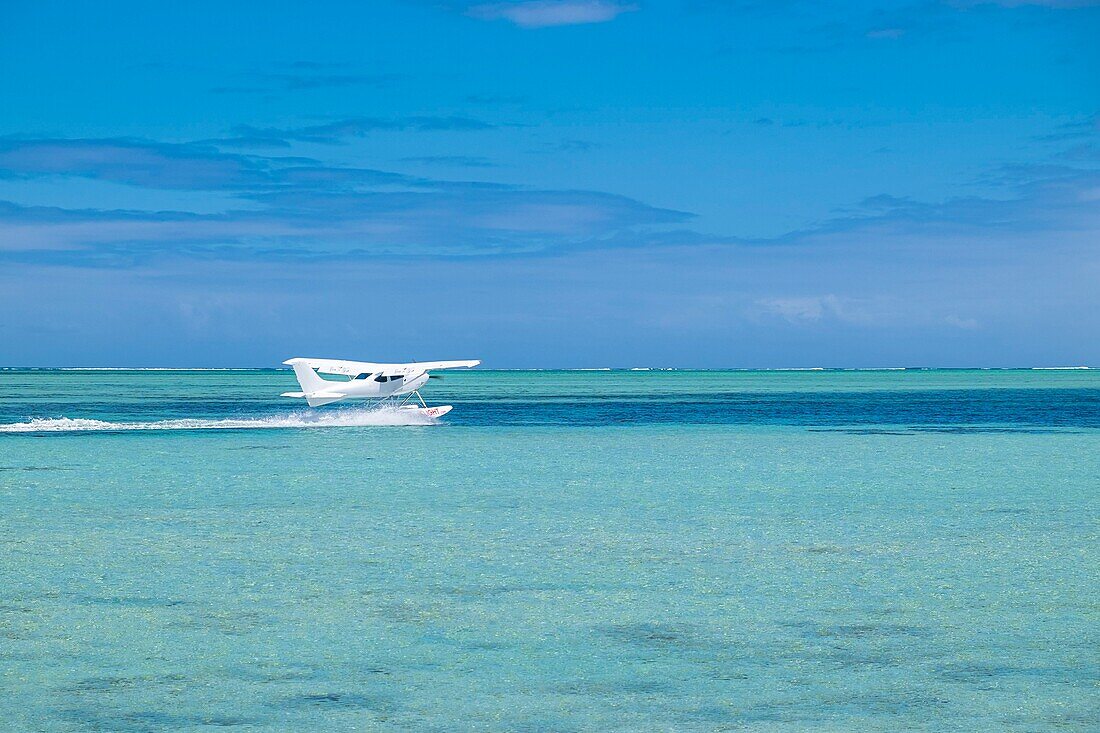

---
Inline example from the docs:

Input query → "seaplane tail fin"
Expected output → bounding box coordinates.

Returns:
[283,359,349,407]
[289,360,329,393]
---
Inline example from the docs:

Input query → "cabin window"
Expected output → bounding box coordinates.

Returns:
[374,374,388,382]
[353,373,370,380]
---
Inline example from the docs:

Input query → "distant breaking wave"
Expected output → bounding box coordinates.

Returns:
[0,406,439,433]
[1032,366,1090,370]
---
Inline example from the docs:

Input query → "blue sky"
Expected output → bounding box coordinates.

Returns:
[0,0,1097,366]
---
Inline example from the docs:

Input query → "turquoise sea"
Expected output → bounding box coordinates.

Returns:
[1,368,1097,732]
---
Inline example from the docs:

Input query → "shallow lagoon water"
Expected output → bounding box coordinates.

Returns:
[1,369,1097,731]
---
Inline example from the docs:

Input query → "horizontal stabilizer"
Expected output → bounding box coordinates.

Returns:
[282,389,347,407]
[306,393,346,407]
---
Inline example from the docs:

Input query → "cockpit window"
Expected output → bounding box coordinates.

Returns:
[374,374,388,382]
[353,373,370,380]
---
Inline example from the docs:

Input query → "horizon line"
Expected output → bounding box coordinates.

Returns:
[0,366,1092,372]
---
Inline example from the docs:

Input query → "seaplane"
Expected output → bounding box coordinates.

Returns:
[281,356,480,418]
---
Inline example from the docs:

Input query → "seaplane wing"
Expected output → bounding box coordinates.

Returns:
[282,357,480,377]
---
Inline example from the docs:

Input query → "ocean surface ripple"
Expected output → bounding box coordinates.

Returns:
[1,369,1096,732]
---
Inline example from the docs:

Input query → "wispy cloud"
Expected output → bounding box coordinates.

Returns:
[256,72,400,91]
[217,117,498,147]
[556,139,599,151]
[865,27,905,39]
[0,138,280,190]
[1032,113,1099,143]
[0,137,466,191]
[467,1,638,28]
[211,63,400,94]
[945,314,980,329]
[400,155,497,168]
[774,166,1100,248]
[2,132,1097,273]
[0,190,691,264]
[750,296,984,336]
[0,135,691,263]
[755,295,843,323]
[198,132,294,149]
[527,138,601,155]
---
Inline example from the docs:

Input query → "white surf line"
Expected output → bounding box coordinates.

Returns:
[0,407,439,433]
[1031,366,1090,370]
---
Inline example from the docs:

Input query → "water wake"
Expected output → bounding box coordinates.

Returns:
[0,406,439,433]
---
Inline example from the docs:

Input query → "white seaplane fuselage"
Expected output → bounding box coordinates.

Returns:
[281,357,479,417]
